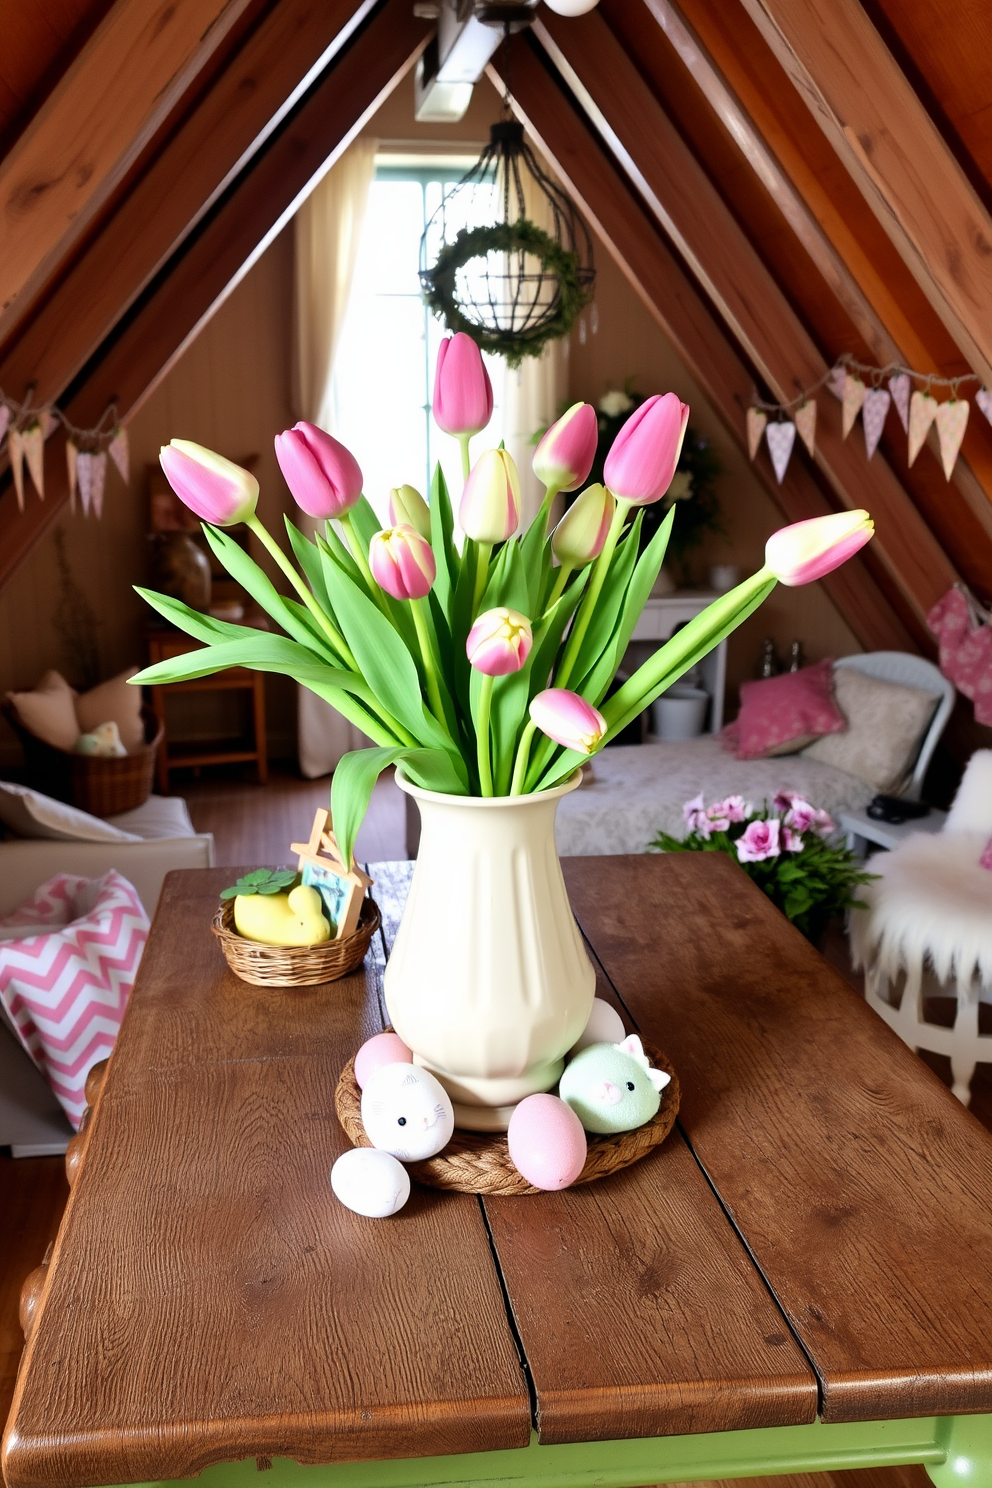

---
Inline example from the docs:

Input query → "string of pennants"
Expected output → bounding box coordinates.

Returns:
[0,389,128,519]
[746,356,989,486]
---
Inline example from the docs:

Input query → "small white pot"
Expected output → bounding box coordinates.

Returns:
[385,770,596,1131]
[652,684,709,740]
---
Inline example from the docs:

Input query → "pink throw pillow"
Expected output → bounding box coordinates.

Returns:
[722,659,846,760]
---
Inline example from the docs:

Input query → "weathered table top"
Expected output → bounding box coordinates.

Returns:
[5,856,992,1488]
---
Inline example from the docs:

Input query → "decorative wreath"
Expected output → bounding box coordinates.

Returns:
[421,218,592,367]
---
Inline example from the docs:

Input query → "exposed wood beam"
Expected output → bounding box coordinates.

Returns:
[0,0,380,408]
[0,0,257,345]
[0,0,429,591]
[487,40,915,654]
[737,0,992,389]
[533,9,956,621]
[642,0,992,546]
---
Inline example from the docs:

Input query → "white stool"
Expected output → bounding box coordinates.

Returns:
[851,751,992,1105]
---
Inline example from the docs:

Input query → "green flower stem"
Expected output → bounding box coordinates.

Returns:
[412,597,447,727]
[553,498,630,691]
[533,481,561,537]
[509,719,538,796]
[476,673,495,797]
[245,514,355,668]
[472,541,492,616]
[458,433,472,485]
[543,563,572,616]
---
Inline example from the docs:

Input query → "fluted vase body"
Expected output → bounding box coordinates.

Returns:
[384,770,596,1131]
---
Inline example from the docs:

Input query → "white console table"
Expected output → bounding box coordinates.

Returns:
[628,590,727,734]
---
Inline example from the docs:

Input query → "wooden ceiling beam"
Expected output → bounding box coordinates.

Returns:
[0,0,381,409]
[0,0,428,591]
[737,0,992,389]
[642,0,992,547]
[533,9,956,622]
[487,40,915,654]
[0,0,257,347]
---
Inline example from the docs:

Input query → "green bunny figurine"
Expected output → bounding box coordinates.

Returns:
[559,1035,670,1135]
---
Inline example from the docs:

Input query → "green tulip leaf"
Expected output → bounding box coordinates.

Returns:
[331,744,467,866]
[284,518,330,611]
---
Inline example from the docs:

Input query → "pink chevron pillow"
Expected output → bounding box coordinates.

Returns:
[0,872,148,1128]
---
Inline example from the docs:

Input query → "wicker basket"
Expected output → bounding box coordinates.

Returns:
[335,1037,680,1195]
[212,895,381,986]
[3,702,163,817]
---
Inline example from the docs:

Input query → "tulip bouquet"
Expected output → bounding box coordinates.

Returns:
[131,332,874,866]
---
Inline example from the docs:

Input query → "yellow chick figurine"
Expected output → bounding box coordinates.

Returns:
[234,885,331,946]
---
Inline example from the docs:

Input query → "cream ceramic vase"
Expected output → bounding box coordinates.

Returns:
[385,769,596,1132]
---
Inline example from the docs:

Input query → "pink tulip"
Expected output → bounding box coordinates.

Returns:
[529,689,607,755]
[551,484,615,569]
[460,448,520,544]
[388,484,431,541]
[736,819,781,863]
[159,440,258,526]
[432,333,493,437]
[369,524,436,601]
[533,402,599,492]
[764,510,873,586]
[466,607,533,676]
[604,392,690,505]
[274,421,363,520]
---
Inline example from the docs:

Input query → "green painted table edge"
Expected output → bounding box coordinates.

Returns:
[110,1413,992,1488]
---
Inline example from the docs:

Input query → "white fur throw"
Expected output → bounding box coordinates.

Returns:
[851,830,992,990]
[945,748,992,836]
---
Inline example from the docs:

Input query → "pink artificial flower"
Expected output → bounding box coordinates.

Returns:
[783,827,804,853]
[773,789,802,812]
[706,814,731,833]
[432,333,493,437]
[369,525,436,601]
[736,818,781,863]
[529,689,607,755]
[604,392,690,505]
[159,440,258,526]
[708,795,748,825]
[765,511,874,586]
[275,422,363,519]
[466,607,533,676]
[460,448,521,544]
[782,797,817,833]
[533,402,599,492]
[683,793,705,825]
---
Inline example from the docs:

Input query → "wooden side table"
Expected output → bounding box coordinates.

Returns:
[145,630,268,792]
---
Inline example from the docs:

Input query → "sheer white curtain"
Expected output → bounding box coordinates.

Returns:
[293,139,377,779]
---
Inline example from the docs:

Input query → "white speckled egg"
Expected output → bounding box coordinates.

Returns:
[330,1147,411,1217]
[569,997,626,1055]
[507,1093,587,1191]
[361,1063,455,1161]
[354,1032,413,1089]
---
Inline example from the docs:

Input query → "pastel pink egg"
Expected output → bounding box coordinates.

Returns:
[354,1032,413,1089]
[507,1093,587,1192]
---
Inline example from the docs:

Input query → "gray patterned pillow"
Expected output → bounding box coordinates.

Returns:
[801,667,940,793]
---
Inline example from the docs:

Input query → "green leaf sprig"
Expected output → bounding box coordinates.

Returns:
[220,869,299,900]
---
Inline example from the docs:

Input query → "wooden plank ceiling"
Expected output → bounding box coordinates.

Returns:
[0,0,989,650]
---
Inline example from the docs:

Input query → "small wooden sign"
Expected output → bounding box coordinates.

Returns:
[290,809,372,940]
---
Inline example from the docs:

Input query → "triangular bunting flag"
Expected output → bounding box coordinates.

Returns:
[841,374,866,439]
[862,388,891,460]
[827,364,847,400]
[66,441,78,513]
[90,451,108,518]
[935,399,969,481]
[746,407,767,461]
[766,420,797,484]
[40,408,58,440]
[0,405,10,447]
[76,452,93,516]
[889,373,911,432]
[9,429,25,511]
[23,422,44,499]
[795,400,816,456]
[108,427,129,484]
[908,390,939,466]
[976,387,992,429]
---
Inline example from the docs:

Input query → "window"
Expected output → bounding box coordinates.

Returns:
[328,162,505,521]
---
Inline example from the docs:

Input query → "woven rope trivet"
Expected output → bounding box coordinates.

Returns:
[334,1038,679,1195]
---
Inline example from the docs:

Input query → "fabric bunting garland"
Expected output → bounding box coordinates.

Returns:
[747,355,992,487]
[0,392,128,518]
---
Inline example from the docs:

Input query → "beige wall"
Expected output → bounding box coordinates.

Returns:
[567,250,861,705]
[0,67,861,769]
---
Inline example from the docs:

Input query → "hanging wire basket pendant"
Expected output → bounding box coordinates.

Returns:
[419,119,595,367]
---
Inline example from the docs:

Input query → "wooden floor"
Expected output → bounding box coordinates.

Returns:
[0,769,986,1478]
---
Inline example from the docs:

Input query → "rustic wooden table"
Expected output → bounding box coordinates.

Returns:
[4,857,992,1488]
